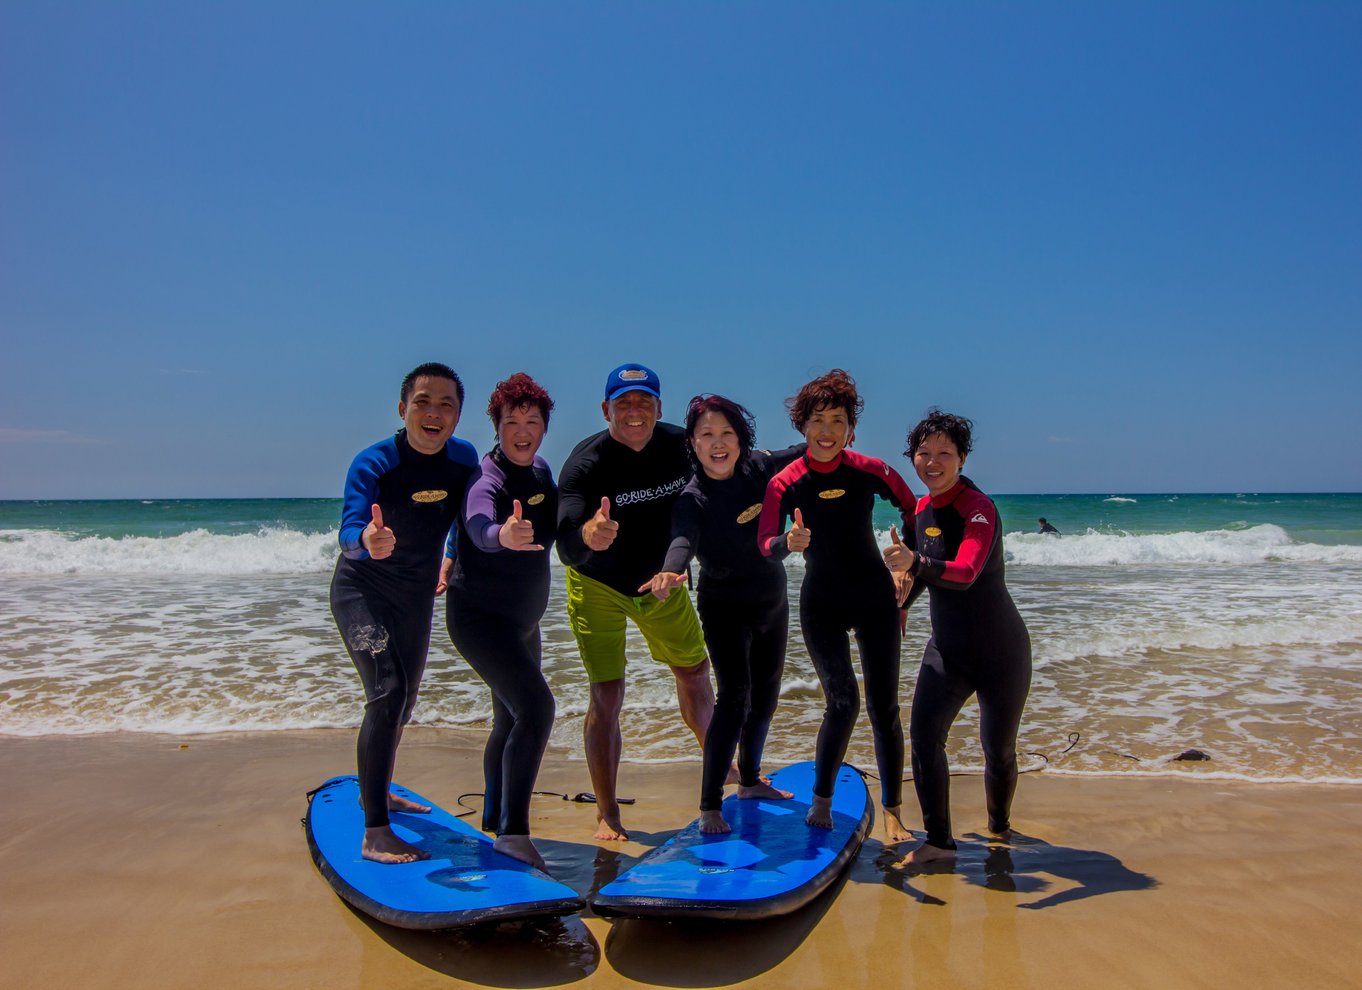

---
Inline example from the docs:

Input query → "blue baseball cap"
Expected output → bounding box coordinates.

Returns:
[604,363,661,401]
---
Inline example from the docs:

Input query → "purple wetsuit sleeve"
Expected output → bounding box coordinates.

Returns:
[462,457,508,553]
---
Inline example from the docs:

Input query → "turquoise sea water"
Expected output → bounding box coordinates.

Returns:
[2,494,1360,785]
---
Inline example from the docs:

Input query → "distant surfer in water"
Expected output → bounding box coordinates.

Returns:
[758,369,917,843]
[640,395,802,833]
[885,409,1033,868]
[555,364,716,841]
[440,373,559,871]
[1037,517,1060,535]
[330,363,478,864]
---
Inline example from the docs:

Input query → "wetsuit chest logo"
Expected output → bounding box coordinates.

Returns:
[736,503,762,524]
[925,526,942,537]
[527,493,546,505]
[818,488,846,499]
[411,490,448,504]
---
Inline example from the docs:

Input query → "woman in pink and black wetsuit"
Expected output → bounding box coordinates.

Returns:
[757,369,917,841]
[884,409,1032,868]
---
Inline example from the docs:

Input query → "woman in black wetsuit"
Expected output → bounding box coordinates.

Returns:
[884,409,1032,867]
[639,395,803,833]
[756,370,917,841]
[442,373,559,871]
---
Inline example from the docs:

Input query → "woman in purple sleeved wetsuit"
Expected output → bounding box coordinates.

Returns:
[443,373,559,872]
[639,395,804,833]
[884,409,1032,868]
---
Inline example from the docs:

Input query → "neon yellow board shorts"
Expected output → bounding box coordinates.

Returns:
[565,566,708,683]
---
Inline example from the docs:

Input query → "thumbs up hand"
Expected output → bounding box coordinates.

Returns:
[363,504,396,560]
[498,499,543,551]
[882,524,914,573]
[786,507,812,552]
[583,496,620,551]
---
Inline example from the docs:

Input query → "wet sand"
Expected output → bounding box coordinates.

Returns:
[2,728,1359,989]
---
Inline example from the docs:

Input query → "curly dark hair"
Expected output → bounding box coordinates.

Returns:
[487,372,554,428]
[400,362,464,406]
[785,369,864,432]
[683,394,756,465]
[905,408,974,460]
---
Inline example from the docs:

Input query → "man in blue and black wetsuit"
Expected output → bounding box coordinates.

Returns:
[329,362,478,864]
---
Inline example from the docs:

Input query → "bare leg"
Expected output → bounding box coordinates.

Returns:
[494,834,548,872]
[671,659,715,747]
[584,678,628,840]
[699,810,731,834]
[806,794,834,829]
[362,825,430,864]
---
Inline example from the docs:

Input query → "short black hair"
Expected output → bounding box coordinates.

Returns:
[684,394,757,465]
[905,408,974,460]
[401,362,464,406]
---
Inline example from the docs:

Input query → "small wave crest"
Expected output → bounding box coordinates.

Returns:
[1002,524,1362,566]
[0,528,339,575]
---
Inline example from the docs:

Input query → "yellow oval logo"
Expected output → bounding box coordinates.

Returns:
[527,493,545,505]
[736,503,762,524]
[411,490,448,504]
[925,526,942,537]
[818,489,846,500]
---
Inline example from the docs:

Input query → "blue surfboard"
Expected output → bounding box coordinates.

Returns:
[590,762,873,921]
[304,776,584,930]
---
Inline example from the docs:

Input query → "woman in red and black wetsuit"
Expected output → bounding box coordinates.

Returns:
[758,370,917,841]
[884,409,1032,867]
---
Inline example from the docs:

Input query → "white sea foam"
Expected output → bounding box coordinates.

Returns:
[0,528,339,575]
[1003,525,1362,566]
[1103,496,1138,503]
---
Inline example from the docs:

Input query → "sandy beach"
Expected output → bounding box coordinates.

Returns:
[2,727,1359,989]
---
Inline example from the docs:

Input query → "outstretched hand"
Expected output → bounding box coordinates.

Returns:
[498,499,543,551]
[363,504,396,560]
[638,571,688,601]
[435,557,453,595]
[583,496,619,551]
[786,507,811,552]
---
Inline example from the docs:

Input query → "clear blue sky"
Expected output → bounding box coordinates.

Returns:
[3,2,1359,498]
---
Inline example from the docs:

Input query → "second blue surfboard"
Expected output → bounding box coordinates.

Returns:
[590,761,873,921]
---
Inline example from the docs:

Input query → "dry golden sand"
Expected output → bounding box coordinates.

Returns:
[2,728,1360,989]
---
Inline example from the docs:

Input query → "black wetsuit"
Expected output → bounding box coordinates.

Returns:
[556,423,691,595]
[446,447,558,837]
[661,445,804,812]
[330,429,477,829]
[759,449,916,807]
[905,477,1032,849]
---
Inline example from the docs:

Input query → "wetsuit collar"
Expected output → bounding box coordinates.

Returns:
[930,479,967,509]
[806,450,844,474]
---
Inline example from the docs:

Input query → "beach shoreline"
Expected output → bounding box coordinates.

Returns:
[2,727,1360,989]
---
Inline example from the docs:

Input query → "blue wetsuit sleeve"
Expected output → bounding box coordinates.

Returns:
[339,439,399,559]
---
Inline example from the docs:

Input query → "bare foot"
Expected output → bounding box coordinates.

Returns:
[737,781,793,801]
[388,791,432,814]
[362,826,430,864]
[806,795,834,829]
[882,804,912,844]
[699,810,731,834]
[724,764,773,787]
[893,841,956,870]
[494,834,548,872]
[594,810,629,841]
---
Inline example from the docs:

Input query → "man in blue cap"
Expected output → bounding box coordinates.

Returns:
[556,363,714,840]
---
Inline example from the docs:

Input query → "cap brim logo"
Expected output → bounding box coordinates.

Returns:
[619,369,648,380]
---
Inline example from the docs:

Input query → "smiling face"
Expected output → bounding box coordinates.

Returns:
[912,432,966,497]
[802,403,852,463]
[690,409,741,481]
[602,390,660,452]
[399,375,462,454]
[496,402,546,467]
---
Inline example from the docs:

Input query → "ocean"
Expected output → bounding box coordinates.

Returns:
[2,493,1360,786]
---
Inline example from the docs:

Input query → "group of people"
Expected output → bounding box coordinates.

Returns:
[330,361,1032,873]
